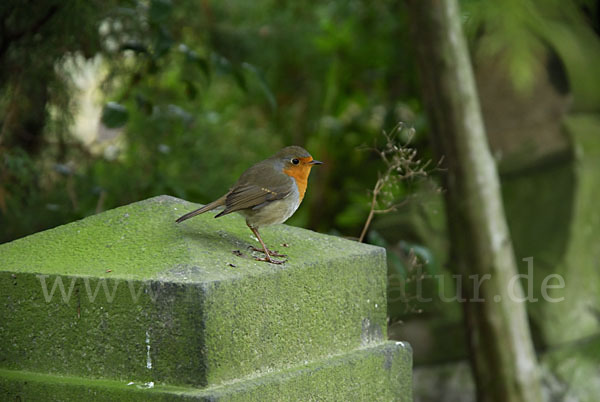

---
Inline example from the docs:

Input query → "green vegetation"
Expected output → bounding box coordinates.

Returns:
[0,0,427,244]
[1,342,412,401]
[1,0,599,400]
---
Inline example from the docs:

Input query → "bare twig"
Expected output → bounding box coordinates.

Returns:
[358,123,437,242]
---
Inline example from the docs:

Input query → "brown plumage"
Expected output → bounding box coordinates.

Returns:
[176,146,322,264]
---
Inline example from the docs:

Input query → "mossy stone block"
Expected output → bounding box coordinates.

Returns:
[0,196,388,387]
[0,341,412,401]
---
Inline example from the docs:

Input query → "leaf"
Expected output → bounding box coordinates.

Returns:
[212,53,232,74]
[53,164,73,176]
[232,68,247,92]
[149,0,173,24]
[368,230,408,277]
[119,42,149,54]
[101,102,129,128]
[183,80,198,100]
[135,93,153,114]
[398,241,436,275]
[153,26,174,58]
[242,62,277,111]
[166,104,194,124]
[179,44,210,79]
[195,58,210,79]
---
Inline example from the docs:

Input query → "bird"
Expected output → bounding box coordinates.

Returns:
[175,146,323,264]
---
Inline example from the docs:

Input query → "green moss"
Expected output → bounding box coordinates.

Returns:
[1,196,393,387]
[201,250,387,384]
[0,195,381,282]
[0,342,412,401]
[0,272,207,386]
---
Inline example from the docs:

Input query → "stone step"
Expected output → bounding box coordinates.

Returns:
[0,341,412,401]
[0,196,390,387]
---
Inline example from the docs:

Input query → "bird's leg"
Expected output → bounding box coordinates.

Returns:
[246,223,287,256]
[247,225,286,264]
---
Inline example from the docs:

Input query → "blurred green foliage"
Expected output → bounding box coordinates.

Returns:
[463,0,600,100]
[1,0,428,244]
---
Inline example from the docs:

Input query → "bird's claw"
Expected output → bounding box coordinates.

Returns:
[254,255,287,265]
[248,246,287,258]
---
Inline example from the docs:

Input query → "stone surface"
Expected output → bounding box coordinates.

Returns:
[540,333,600,401]
[411,334,600,402]
[0,342,412,401]
[1,195,409,397]
[413,361,474,402]
[502,114,600,346]
[475,51,571,173]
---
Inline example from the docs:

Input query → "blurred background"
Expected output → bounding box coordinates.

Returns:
[1,0,599,400]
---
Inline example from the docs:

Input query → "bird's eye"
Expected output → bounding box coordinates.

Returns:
[291,158,300,165]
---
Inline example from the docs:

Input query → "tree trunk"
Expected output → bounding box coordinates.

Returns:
[405,1,543,401]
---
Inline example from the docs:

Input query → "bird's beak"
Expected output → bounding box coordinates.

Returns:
[308,160,323,165]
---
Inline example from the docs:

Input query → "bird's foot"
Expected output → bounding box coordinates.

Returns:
[248,246,287,258]
[253,255,287,265]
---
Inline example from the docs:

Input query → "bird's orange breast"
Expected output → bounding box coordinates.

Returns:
[282,157,314,201]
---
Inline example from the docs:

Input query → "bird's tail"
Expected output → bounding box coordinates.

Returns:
[175,195,227,223]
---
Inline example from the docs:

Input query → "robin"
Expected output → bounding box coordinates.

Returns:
[176,146,323,264]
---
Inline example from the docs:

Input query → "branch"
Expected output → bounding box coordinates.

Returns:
[0,5,60,60]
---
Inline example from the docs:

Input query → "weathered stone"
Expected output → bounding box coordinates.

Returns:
[502,114,600,346]
[1,195,410,398]
[411,334,600,402]
[0,342,412,401]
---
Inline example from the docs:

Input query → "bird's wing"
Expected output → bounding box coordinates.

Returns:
[216,162,293,217]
